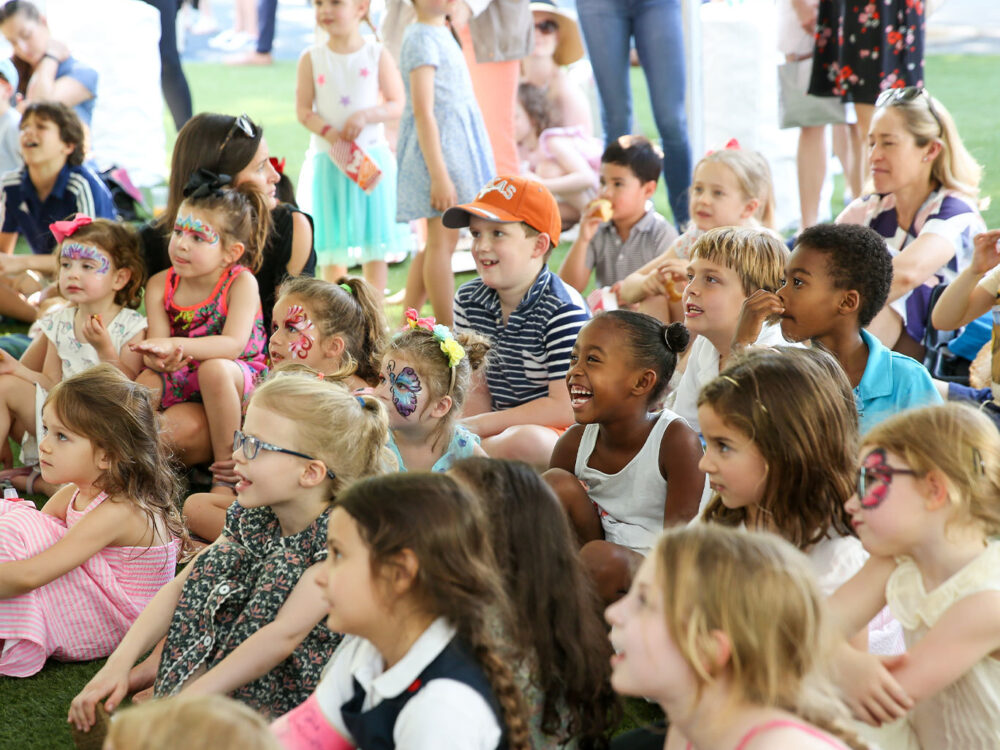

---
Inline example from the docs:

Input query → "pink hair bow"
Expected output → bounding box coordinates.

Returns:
[50,214,93,244]
[269,156,285,175]
[404,307,435,332]
[705,138,741,156]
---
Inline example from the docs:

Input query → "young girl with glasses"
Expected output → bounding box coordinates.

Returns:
[68,369,393,738]
[829,403,1000,748]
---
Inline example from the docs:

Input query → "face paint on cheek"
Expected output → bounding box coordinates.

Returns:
[386,360,421,418]
[61,243,110,274]
[284,305,315,360]
[858,448,892,509]
[174,214,220,244]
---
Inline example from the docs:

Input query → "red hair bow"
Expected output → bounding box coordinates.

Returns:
[269,156,285,175]
[705,138,741,156]
[50,214,93,244]
[404,307,435,332]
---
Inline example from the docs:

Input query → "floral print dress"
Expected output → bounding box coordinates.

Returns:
[808,0,926,104]
[154,502,339,717]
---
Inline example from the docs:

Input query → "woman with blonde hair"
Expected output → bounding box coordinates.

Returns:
[837,88,985,358]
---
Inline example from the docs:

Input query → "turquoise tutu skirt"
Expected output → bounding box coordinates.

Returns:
[297,141,410,267]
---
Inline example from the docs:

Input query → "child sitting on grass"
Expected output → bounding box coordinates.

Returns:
[735,222,941,434]
[446,175,590,467]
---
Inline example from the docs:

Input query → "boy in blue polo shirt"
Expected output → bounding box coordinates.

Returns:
[444,175,591,466]
[734,222,940,433]
[0,101,113,257]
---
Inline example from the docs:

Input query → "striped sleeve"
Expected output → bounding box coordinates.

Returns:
[544,304,590,379]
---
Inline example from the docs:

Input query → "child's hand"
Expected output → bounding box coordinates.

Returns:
[0,254,31,277]
[835,644,913,727]
[80,314,114,357]
[970,229,1000,276]
[0,350,21,377]
[67,662,130,732]
[210,459,240,486]
[732,290,785,350]
[431,174,458,212]
[45,39,70,62]
[323,126,342,147]
[578,202,605,243]
[340,112,367,142]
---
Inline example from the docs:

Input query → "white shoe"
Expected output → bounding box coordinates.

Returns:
[191,15,220,35]
[208,29,239,49]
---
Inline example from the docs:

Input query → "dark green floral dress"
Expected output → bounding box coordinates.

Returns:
[154,502,339,717]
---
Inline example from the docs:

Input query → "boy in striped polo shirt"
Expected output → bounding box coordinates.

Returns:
[444,175,591,467]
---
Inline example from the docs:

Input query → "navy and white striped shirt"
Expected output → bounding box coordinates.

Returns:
[1,162,115,254]
[454,267,591,410]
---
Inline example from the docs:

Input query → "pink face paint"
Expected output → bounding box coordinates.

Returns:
[174,214,219,244]
[285,305,315,360]
[61,242,110,274]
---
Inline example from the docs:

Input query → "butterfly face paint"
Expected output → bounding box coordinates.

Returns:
[174,214,219,244]
[285,305,315,360]
[61,242,110,274]
[385,359,421,418]
[855,448,919,510]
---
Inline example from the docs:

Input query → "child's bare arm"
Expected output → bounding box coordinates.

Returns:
[619,247,682,304]
[557,210,599,292]
[410,65,456,211]
[160,272,261,362]
[0,488,130,598]
[548,424,585,472]
[462,379,573,438]
[0,337,56,389]
[931,229,1000,330]
[828,555,895,637]
[658,419,705,526]
[179,563,329,697]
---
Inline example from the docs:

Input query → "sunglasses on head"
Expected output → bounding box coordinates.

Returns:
[218,113,256,154]
[875,86,943,136]
[855,448,918,509]
[534,19,558,34]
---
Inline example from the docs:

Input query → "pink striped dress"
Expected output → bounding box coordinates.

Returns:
[0,492,179,677]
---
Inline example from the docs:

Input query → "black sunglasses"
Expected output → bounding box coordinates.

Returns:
[233,430,336,480]
[855,448,918,509]
[875,86,942,136]
[218,113,256,154]
[534,20,559,34]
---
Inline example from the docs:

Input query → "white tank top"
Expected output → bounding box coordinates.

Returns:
[574,410,683,555]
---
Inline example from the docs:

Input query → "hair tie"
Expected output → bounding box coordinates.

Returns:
[183,168,232,199]
[50,213,93,244]
[269,156,285,175]
[356,395,366,408]
[339,282,353,294]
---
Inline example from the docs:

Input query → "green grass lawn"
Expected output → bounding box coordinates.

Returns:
[3,52,997,749]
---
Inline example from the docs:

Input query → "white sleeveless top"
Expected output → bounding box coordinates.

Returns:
[307,39,386,152]
[574,410,683,555]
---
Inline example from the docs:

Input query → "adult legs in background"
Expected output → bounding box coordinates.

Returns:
[632,0,691,226]
[422,218,458,327]
[255,0,277,55]
[832,122,859,202]
[797,125,827,229]
[853,102,875,193]
[142,0,194,131]
[457,24,519,176]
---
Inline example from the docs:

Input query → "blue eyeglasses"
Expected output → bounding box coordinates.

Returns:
[232,430,336,480]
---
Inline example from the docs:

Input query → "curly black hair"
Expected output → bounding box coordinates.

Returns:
[795,223,893,326]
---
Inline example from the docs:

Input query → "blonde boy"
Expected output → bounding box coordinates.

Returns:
[668,227,789,433]
[444,175,591,466]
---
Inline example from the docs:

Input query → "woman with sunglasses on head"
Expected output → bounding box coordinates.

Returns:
[828,402,1000,748]
[520,1,592,136]
[835,88,984,359]
[69,369,393,738]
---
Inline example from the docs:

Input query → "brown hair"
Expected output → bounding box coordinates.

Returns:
[60,219,146,308]
[251,368,394,499]
[517,82,553,136]
[276,276,387,385]
[158,113,265,233]
[0,1,40,23]
[21,101,85,167]
[690,226,787,297]
[450,458,619,748]
[380,325,490,441]
[45,364,187,553]
[861,402,1000,537]
[698,347,857,549]
[177,183,272,273]
[105,694,282,750]
[335,473,530,750]
[655,525,870,750]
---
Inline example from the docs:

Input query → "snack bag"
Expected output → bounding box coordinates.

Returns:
[328,141,382,194]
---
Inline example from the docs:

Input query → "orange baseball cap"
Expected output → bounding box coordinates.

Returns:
[443,175,561,246]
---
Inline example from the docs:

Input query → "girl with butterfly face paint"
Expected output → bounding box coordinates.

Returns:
[828,403,1000,745]
[373,310,492,472]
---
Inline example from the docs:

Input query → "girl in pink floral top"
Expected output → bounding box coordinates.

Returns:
[134,170,270,533]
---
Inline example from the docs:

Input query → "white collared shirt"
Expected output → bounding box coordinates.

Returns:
[315,617,501,750]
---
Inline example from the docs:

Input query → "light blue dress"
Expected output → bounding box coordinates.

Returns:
[386,425,480,473]
[396,23,494,222]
